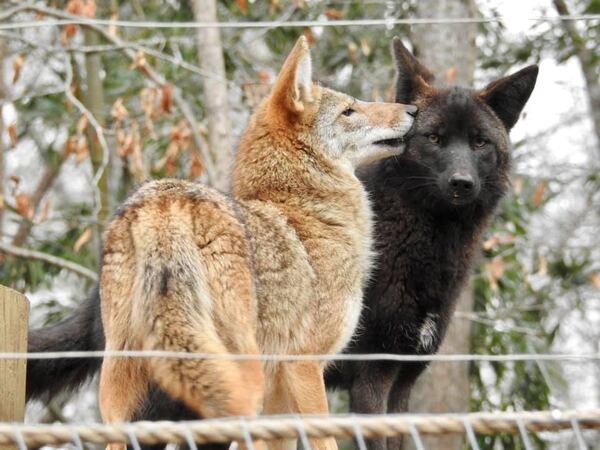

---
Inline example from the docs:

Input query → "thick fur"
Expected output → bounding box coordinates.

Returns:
[26,39,537,450]
[325,39,538,450]
[26,39,536,450]
[27,37,415,450]
[26,288,104,401]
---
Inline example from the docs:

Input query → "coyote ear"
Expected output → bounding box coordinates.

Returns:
[392,37,434,104]
[479,65,539,130]
[270,36,314,114]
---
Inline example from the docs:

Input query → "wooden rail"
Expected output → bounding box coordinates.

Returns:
[0,286,29,450]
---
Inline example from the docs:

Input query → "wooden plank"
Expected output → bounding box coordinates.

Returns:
[0,285,29,450]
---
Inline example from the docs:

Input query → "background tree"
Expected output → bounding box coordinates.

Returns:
[0,2,598,449]
[406,1,478,448]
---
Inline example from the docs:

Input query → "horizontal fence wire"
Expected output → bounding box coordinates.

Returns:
[2,15,600,31]
[1,410,599,447]
[1,3,599,31]
[1,350,600,362]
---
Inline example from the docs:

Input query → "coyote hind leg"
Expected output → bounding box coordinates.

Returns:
[99,355,149,450]
[264,362,337,450]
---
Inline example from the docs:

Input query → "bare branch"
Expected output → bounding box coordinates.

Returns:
[192,0,233,190]
[0,241,98,282]
[553,0,600,154]
[18,3,218,186]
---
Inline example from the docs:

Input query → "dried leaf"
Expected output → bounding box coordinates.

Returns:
[189,152,204,179]
[129,137,145,180]
[118,131,133,157]
[76,115,88,134]
[108,12,118,37]
[512,176,524,195]
[485,257,505,291]
[66,0,83,14]
[532,181,546,207]
[482,234,516,251]
[446,67,457,84]
[7,122,17,147]
[63,0,83,42]
[140,87,160,119]
[257,70,271,84]
[131,50,147,72]
[75,135,89,163]
[81,0,96,18]
[268,0,280,14]
[537,255,548,276]
[590,273,600,289]
[161,84,173,113]
[155,141,180,173]
[360,38,371,57]
[236,0,248,14]
[15,193,34,220]
[111,98,128,122]
[12,54,25,84]
[324,8,344,19]
[482,236,499,251]
[348,41,358,65]
[74,228,93,253]
[64,136,78,157]
[38,199,51,223]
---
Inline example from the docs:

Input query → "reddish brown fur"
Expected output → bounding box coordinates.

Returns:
[98,37,414,450]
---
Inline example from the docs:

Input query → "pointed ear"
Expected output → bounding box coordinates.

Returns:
[391,37,434,104]
[269,36,314,114]
[479,65,539,130]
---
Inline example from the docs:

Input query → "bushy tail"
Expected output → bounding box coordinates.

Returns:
[27,287,105,401]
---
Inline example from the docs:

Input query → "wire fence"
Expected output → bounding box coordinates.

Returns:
[2,3,600,31]
[2,350,600,363]
[2,4,600,449]
[2,410,600,449]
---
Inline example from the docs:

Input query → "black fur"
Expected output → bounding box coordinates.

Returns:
[323,39,537,450]
[26,286,104,401]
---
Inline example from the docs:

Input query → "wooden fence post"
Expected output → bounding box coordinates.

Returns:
[0,285,29,450]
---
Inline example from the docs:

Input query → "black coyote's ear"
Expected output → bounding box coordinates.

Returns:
[479,65,539,130]
[391,37,435,104]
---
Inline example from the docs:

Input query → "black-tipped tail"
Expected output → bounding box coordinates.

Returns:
[26,286,105,401]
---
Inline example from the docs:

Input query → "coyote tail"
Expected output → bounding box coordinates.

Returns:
[26,287,105,401]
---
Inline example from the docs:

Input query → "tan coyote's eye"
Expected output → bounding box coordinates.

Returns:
[428,134,440,145]
[474,137,488,148]
[342,108,356,117]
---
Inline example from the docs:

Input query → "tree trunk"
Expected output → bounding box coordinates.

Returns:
[83,28,109,225]
[553,0,600,154]
[406,2,478,450]
[0,38,6,238]
[191,0,232,191]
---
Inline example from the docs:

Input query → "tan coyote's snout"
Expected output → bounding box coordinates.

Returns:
[326,100,417,167]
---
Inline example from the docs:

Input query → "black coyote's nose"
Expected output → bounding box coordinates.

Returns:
[449,173,475,195]
[405,105,418,117]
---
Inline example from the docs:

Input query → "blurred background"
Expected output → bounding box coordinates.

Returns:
[0,0,598,449]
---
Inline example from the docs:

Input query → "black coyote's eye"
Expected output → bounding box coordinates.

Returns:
[342,108,356,117]
[474,136,488,148]
[428,134,441,145]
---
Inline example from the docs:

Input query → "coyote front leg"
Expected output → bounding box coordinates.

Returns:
[99,357,149,450]
[265,361,337,450]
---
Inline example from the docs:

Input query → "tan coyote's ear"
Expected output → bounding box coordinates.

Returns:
[269,36,314,114]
